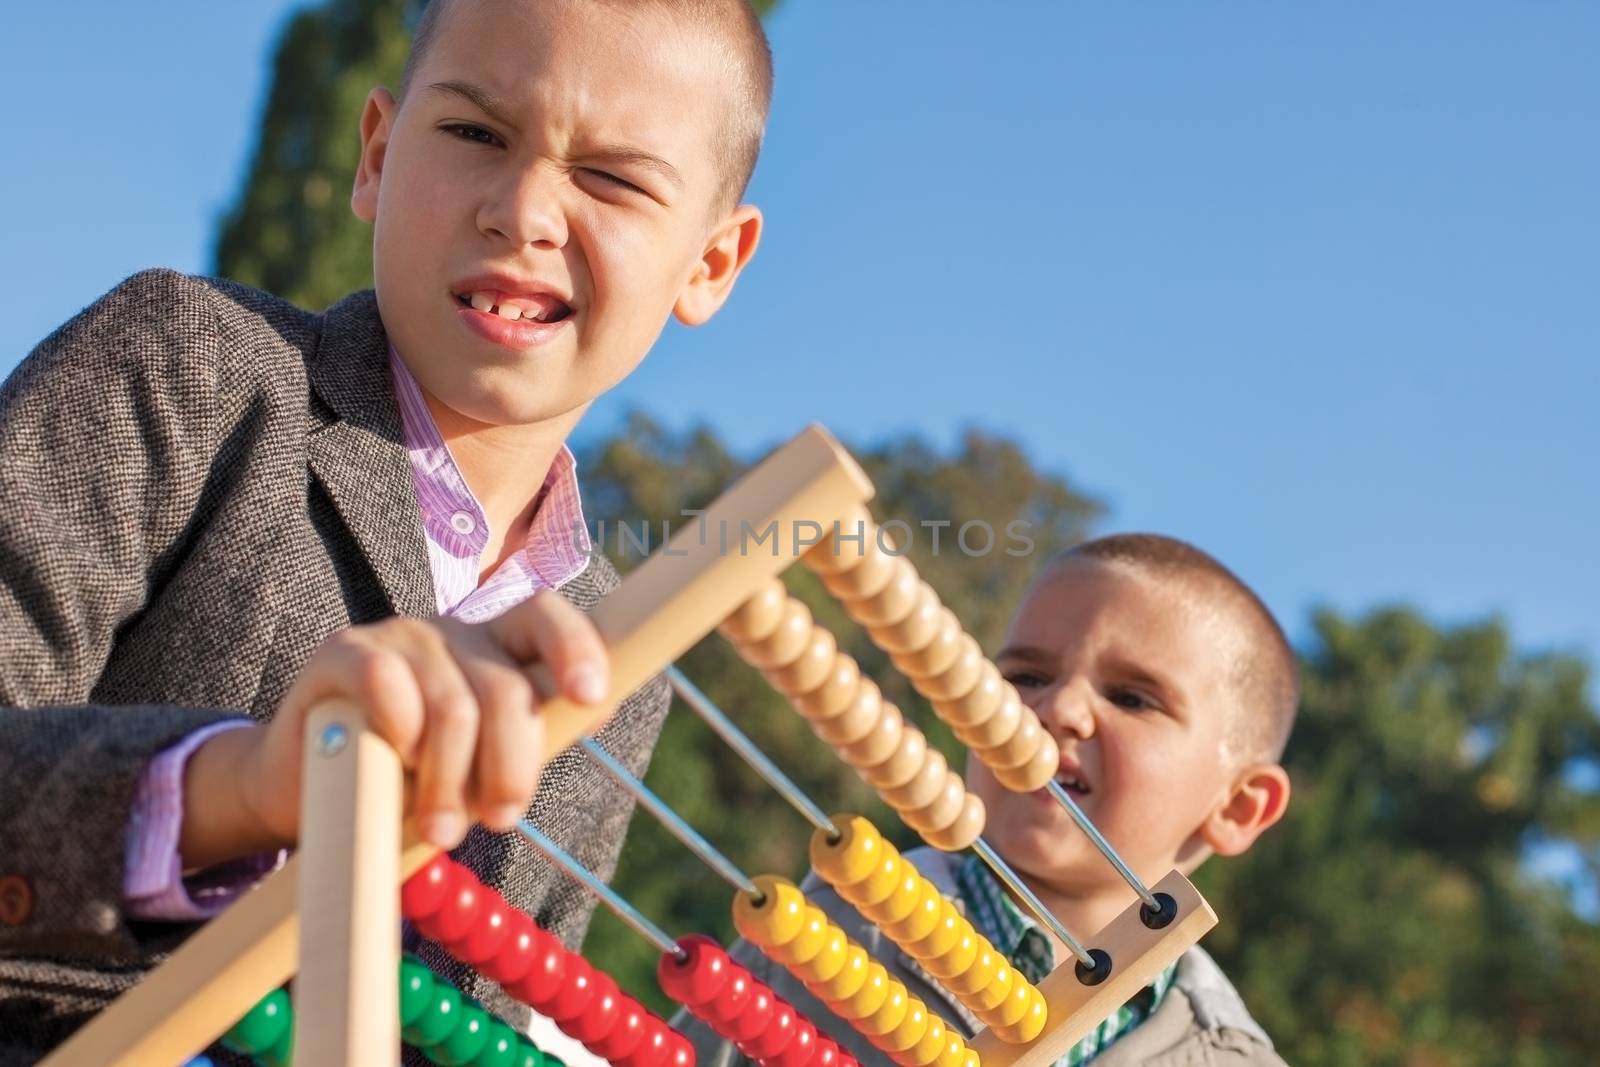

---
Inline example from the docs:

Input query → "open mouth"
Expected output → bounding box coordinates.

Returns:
[1055,772,1092,797]
[455,289,574,325]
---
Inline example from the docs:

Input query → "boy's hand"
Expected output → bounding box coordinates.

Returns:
[181,590,610,866]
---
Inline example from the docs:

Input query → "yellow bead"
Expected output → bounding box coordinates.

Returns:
[906,900,961,960]
[769,905,830,967]
[944,945,1001,996]
[859,979,909,1037]
[990,987,1049,1045]
[732,875,806,949]
[832,961,891,1021]
[812,944,870,1002]
[854,850,905,909]
[883,879,942,943]
[910,1013,947,1067]
[1013,988,1048,1042]
[805,925,851,983]
[877,866,923,924]
[989,976,1032,1029]
[970,960,1014,1012]
[880,998,930,1052]
[810,815,881,889]
[925,928,978,981]
[959,1050,981,1067]
[935,1030,969,1067]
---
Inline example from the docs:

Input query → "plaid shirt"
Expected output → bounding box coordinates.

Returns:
[955,856,1177,1066]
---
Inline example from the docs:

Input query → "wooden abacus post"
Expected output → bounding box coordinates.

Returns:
[292,700,406,1066]
[969,871,1216,1067]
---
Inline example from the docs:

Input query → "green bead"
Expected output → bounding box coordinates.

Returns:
[437,1002,490,1065]
[514,1042,544,1067]
[472,1023,520,1067]
[409,983,462,1049]
[223,988,291,1054]
[262,1018,295,1067]
[400,957,436,1025]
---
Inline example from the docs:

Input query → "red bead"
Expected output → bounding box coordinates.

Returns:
[666,1030,695,1067]
[418,864,482,945]
[570,970,622,1044]
[657,937,729,1008]
[772,1020,817,1067]
[591,999,648,1062]
[401,856,452,922]
[449,897,510,965]
[728,986,774,1044]
[481,911,538,985]
[810,1038,839,1067]
[506,926,566,1007]
[618,1019,672,1067]
[834,1049,861,1067]
[705,967,753,1027]
[544,954,596,1022]
[741,1001,796,1061]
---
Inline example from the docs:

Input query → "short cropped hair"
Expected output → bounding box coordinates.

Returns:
[1059,533,1300,765]
[399,0,773,206]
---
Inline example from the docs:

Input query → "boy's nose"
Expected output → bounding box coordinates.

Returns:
[477,170,568,250]
[1034,679,1097,741]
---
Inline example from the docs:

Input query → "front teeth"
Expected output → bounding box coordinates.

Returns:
[469,291,494,312]
[495,303,524,321]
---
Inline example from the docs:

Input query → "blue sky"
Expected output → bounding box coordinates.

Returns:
[1,1,1596,690]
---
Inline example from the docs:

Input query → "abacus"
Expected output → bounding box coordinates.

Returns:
[40,427,1215,1067]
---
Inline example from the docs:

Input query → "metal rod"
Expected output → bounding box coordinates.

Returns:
[667,666,841,842]
[1045,779,1160,910]
[515,819,684,960]
[971,837,1096,969]
[579,738,765,901]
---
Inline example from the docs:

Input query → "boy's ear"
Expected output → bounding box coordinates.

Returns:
[675,205,763,326]
[1199,763,1292,857]
[352,88,398,224]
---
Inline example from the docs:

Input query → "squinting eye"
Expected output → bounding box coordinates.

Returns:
[581,168,645,195]
[442,123,503,147]
[1003,670,1049,690]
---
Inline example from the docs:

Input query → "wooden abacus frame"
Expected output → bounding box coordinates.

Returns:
[41,426,1214,1067]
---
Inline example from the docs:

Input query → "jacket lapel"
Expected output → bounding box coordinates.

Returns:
[306,290,437,620]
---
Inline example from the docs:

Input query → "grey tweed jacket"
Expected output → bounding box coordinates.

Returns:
[0,269,670,1064]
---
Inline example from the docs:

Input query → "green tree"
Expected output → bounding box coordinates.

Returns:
[1198,608,1600,1066]
[215,0,780,307]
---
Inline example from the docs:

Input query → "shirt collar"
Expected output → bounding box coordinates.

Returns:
[389,346,591,585]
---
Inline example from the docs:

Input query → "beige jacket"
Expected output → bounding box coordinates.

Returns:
[678,847,1287,1067]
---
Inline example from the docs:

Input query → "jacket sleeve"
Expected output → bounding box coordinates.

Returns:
[0,269,248,959]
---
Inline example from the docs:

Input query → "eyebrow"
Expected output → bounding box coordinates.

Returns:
[425,80,519,129]
[994,645,1056,665]
[587,143,685,190]
[423,80,685,191]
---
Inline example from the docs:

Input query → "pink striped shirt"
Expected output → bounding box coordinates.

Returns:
[123,346,591,919]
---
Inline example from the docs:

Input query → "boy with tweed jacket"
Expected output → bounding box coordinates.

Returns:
[0,0,773,1061]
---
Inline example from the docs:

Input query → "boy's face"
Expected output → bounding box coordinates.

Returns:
[352,0,758,428]
[967,558,1251,896]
